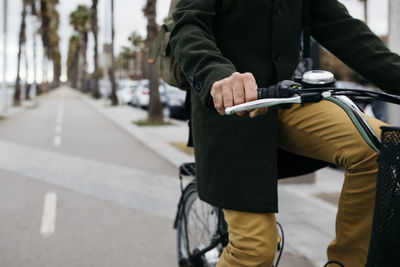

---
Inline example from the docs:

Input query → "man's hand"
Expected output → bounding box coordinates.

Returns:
[210,72,268,117]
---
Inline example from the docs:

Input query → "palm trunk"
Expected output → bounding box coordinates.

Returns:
[14,0,28,106]
[80,33,88,92]
[144,0,163,122]
[71,50,79,89]
[43,55,48,92]
[32,16,37,97]
[52,54,61,88]
[24,45,30,100]
[91,0,100,98]
[110,0,118,105]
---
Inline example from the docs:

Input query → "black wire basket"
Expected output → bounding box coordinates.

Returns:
[366,126,400,267]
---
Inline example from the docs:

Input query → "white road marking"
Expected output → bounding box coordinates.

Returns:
[55,125,62,133]
[53,136,62,147]
[54,99,64,145]
[40,192,58,237]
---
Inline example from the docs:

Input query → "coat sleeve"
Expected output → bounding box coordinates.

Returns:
[311,0,400,95]
[169,0,237,107]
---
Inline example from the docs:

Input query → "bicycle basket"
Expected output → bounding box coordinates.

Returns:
[366,126,400,267]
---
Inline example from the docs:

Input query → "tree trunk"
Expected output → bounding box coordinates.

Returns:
[72,51,79,89]
[32,15,37,97]
[110,0,118,105]
[14,0,28,106]
[80,33,88,92]
[52,55,61,88]
[144,0,163,122]
[43,55,48,91]
[91,0,100,98]
[24,45,30,100]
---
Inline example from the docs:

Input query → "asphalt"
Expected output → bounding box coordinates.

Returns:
[0,86,347,267]
[0,88,179,267]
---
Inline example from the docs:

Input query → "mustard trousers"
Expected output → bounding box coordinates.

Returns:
[217,100,386,267]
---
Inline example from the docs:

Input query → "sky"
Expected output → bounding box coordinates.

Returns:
[0,0,389,83]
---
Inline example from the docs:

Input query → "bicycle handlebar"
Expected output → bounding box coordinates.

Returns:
[224,75,400,154]
[225,80,400,115]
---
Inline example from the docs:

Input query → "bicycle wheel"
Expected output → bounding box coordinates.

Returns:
[176,182,223,267]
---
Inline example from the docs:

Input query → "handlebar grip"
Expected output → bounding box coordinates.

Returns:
[257,86,278,99]
[257,80,300,99]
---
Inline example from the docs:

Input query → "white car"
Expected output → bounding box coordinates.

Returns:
[131,80,167,109]
[116,80,139,105]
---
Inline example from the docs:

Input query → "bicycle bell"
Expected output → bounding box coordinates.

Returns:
[301,70,336,88]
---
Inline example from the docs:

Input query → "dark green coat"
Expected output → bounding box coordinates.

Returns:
[170,0,400,213]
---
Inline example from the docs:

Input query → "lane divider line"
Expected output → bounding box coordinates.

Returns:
[53,136,62,147]
[54,99,64,147]
[40,192,58,238]
[55,125,62,133]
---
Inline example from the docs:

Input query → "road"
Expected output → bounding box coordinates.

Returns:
[0,88,179,267]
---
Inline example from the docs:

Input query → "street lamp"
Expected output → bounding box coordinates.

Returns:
[1,0,7,114]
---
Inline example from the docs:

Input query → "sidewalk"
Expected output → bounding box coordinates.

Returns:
[0,88,39,118]
[77,88,344,267]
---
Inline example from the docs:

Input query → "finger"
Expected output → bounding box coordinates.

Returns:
[237,111,246,116]
[242,73,258,102]
[232,74,245,105]
[222,84,234,110]
[249,107,268,118]
[211,82,224,115]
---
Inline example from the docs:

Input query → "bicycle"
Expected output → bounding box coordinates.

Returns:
[174,70,400,267]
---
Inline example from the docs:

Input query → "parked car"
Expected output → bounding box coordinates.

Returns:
[131,79,168,109]
[116,80,139,105]
[164,84,188,120]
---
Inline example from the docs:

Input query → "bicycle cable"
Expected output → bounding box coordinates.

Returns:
[274,221,285,267]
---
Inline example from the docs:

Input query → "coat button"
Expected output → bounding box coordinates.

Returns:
[188,75,194,86]
[274,9,281,15]
[194,80,203,91]
[274,55,281,62]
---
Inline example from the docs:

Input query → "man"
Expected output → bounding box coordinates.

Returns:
[170,0,400,266]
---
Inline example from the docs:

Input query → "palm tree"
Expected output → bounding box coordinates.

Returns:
[67,35,80,88]
[91,0,100,98]
[70,4,91,92]
[14,0,28,106]
[109,0,118,105]
[143,0,163,122]
[24,0,39,100]
[30,0,38,96]
[39,0,61,90]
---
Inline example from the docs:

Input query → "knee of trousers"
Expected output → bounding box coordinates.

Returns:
[341,142,379,173]
[224,234,277,266]
[221,210,277,266]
